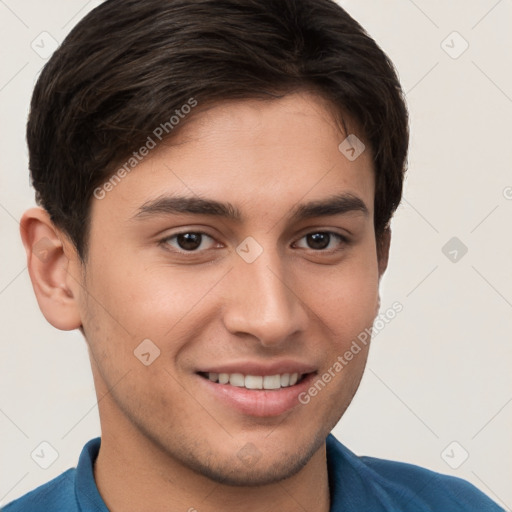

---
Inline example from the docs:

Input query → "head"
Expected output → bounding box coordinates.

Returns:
[21,0,408,487]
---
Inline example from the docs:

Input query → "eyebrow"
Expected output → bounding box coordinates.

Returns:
[132,192,369,223]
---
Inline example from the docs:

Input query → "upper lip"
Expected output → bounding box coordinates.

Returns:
[196,360,317,376]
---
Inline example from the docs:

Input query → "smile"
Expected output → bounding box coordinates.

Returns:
[199,372,306,390]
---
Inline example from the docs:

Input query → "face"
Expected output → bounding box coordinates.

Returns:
[74,92,384,485]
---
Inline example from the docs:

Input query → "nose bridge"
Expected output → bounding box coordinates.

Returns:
[223,241,307,345]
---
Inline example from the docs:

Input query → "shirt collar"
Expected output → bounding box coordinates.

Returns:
[75,437,109,512]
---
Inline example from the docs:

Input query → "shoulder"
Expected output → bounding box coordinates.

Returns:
[1,469,77,512]
[1,437,102,512]
[358,455,503,511]
[326,434,505,511]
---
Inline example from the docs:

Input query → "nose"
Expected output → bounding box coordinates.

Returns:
[222,244,309,347]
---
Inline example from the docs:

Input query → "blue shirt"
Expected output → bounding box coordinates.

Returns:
[2,435,504,511]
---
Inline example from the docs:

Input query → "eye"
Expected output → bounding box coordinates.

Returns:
[161,231,218,252]
[294,231,348,251]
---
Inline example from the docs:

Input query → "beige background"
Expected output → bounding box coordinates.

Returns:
[0,0,511,508]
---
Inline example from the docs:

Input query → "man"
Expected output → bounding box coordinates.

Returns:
[4,0,504,510]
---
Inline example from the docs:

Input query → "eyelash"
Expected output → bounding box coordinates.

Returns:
[159,230,350,255]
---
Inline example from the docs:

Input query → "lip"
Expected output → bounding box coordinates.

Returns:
[196,360,317,377]
[196,370,317,417]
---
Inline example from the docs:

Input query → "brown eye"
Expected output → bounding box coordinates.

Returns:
[295,232,347,251]
[162,232,217,252]
[176,233,202,250]
[306,232,331,250]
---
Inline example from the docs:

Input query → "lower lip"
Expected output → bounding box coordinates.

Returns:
[196,373,317,417]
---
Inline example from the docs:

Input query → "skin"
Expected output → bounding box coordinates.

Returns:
[21,92,390,512]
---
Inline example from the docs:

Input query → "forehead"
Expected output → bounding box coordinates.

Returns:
[90,92,375,225]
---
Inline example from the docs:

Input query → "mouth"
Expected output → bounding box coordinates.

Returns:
[196,368,317,417]
[197,371,310,390]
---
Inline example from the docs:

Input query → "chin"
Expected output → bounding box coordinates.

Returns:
[183,438,323,487]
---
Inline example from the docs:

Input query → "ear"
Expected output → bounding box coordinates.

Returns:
[377,227,391,279]
[375,227,391,315]
[19,207,83,331]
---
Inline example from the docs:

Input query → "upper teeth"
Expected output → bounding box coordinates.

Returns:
[207,372,301,389]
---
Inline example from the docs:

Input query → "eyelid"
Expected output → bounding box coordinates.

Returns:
[293,231,349,251]
[159,230,220,253]
[159,228,350,256]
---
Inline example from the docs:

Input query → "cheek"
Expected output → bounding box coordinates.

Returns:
[81,249,228,350]
[299,249,380,340]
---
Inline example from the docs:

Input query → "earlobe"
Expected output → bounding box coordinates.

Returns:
[20,207,83,331]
